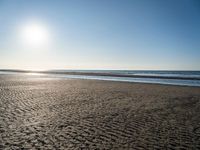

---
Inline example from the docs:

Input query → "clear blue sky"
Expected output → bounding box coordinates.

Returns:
[0,0,200,70]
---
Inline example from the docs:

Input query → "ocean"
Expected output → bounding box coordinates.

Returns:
[1,70,200,87]
[48,70,200,87]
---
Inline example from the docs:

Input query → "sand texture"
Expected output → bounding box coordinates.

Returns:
[0,74,200,149]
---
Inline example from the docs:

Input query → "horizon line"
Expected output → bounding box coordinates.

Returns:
[0,68,200,72]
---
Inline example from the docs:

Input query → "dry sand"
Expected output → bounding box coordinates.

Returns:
[0,74,200,149]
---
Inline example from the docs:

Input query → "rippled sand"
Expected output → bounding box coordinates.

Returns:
[0,74,200,149]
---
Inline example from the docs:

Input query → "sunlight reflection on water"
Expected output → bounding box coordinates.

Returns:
[25,72,45,76]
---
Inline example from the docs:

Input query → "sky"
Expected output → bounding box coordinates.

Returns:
[0,0,200,70]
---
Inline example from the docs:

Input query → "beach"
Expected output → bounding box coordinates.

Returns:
[0,74,200,149]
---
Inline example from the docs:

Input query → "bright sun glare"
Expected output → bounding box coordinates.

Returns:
[19,21,50,48]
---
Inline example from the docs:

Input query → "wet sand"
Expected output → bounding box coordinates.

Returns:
[0,74,200,149]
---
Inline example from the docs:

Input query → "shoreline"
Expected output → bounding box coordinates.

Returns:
[0,69,200,80]
[1,70,200,87]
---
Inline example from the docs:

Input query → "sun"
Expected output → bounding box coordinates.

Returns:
[19,21,50,48]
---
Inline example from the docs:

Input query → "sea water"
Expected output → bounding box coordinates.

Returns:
[1,70,200,87]
[50,70,200,87]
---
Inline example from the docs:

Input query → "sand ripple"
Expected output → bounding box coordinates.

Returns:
[0,74,200,149]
